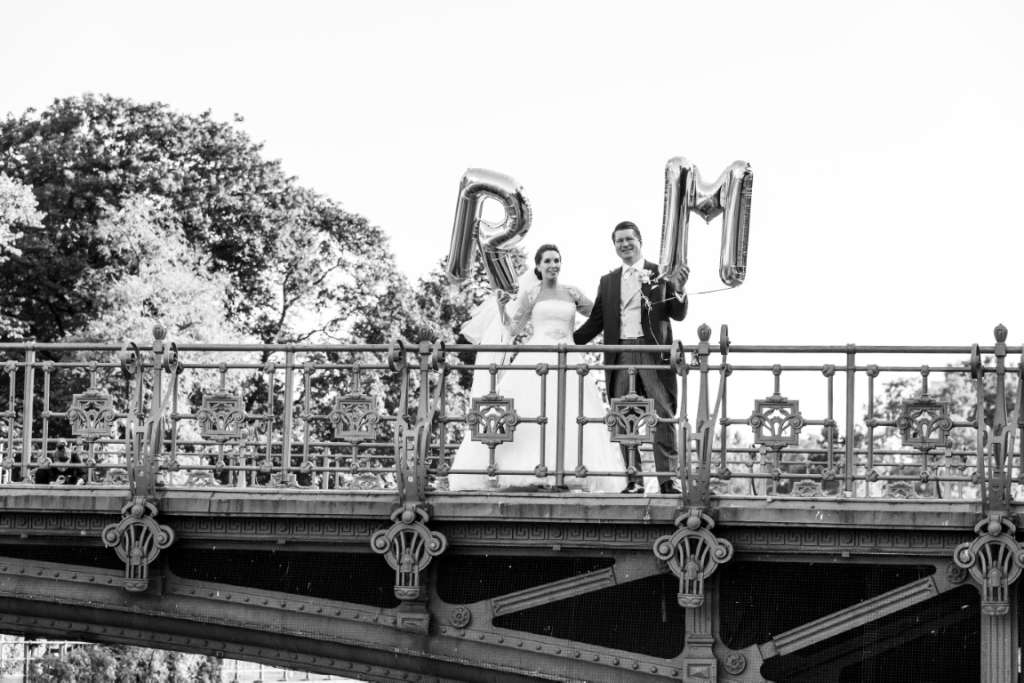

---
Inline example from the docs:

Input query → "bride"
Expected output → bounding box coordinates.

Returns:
[447,244,626,492]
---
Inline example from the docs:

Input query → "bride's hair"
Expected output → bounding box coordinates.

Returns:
[533,244,560,279]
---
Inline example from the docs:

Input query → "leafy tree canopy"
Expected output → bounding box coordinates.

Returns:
[0,94,404,346]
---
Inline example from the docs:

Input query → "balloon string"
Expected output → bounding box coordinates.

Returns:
[646,286,732,305]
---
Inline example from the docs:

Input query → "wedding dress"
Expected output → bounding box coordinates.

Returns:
[447,283,626,492]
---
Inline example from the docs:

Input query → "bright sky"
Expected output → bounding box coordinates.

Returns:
[3,0,1023,349]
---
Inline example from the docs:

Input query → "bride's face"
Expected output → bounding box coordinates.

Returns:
[537,250,561,282]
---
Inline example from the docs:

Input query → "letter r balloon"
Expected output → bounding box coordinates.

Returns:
[660,158,753,290]
[446,168,532,294]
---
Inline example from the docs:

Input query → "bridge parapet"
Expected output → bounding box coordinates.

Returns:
[0,324,1019,505]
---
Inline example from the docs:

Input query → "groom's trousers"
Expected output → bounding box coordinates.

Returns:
[610,340,678,486]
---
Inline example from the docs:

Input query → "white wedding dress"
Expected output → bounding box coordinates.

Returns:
[447,284,626,492]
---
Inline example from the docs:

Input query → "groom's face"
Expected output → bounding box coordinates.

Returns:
[613,228,642,264]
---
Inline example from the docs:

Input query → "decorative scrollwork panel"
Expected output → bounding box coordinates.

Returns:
[897,395,952,452]
[329,393,380,443]
[954,514,1024,616]
[606,393,656,447]
[101,497,175,593]
[370,505,447,602]
[653,508,734,608]
[68,388,116,441]
[196,391,247,443]
[750,395,803,449]
[467,395,517,447]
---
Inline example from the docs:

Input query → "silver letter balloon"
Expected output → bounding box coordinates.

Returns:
[660,158,753,291]
[446,168,532,294]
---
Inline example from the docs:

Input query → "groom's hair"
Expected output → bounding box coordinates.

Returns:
[611,221,642,242]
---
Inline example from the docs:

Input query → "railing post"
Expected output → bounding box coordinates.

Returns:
[102,326,175,592]
[844,346,856,494]
[136,326,165,500]
[372,340,447,632]
[954,326,1022,678]
[988,325,1010,511]
[20,346,35,482]
[688,324,712,509]
[281,349,296,482]
[554,343,567,488]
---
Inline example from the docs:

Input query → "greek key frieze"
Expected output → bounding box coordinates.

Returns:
[0,514,110,534]
[725,527,968,554]
[438,523,666,547]
[169,517,378,541]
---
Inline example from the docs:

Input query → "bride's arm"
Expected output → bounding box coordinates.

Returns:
[501,285,534,337]
[568,286,594,316]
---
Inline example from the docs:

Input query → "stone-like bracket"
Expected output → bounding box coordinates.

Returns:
[653,507,734,608]
[101,496,175,592]
[954,513,1024,615]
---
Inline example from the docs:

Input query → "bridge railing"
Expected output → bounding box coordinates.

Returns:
[0,325,1020,504]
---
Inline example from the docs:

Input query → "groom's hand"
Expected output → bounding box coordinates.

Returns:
[669,265,690,293]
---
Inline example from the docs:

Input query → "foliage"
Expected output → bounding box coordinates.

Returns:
[0,173,43,336]
[0,94,406,348]
[0,172,42,258]
[27,644,219,682]
[73,194,240,344]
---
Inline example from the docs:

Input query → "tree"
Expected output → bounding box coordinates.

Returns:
[0,172,42,258]
[73,194,241,344]
[0,173,43,336]
[0,94,408,348]
[27,644,219,682]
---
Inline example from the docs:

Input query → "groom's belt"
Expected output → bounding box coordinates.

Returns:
[619,337,647,344]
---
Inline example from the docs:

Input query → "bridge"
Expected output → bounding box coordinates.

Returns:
[0,323,1021,682]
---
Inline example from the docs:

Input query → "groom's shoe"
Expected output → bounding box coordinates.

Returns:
[621,481,644,494]
[659,480,682,495]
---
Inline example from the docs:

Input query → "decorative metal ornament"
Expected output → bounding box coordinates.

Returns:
[896,394,952,452]
[605,393,657,447]
[886,481,921,499]
[722,652,748,675]
[653,508,734,608]
[467,394,517,446]
[953,514,1024,616]
[196,391,246,443]
[370,505,447,602]
[329,392,380,443]
[448,606,472,629]
[67,388,116,441]
[750,394,804,449]
[792,480,824,497]
[101,497,175,592]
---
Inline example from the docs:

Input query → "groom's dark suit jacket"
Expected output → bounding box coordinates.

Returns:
[573,260,688,402]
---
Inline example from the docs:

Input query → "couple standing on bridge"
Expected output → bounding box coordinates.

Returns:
[448,221,688,495]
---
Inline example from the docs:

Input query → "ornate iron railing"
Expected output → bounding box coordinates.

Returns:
[0,324,1021,507]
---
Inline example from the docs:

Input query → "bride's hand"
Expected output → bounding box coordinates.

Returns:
[495,290,513,307]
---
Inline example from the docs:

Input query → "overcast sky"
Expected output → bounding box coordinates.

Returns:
[3,0,1023,349]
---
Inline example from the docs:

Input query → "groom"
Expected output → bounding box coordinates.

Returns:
[573,221,688,494]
